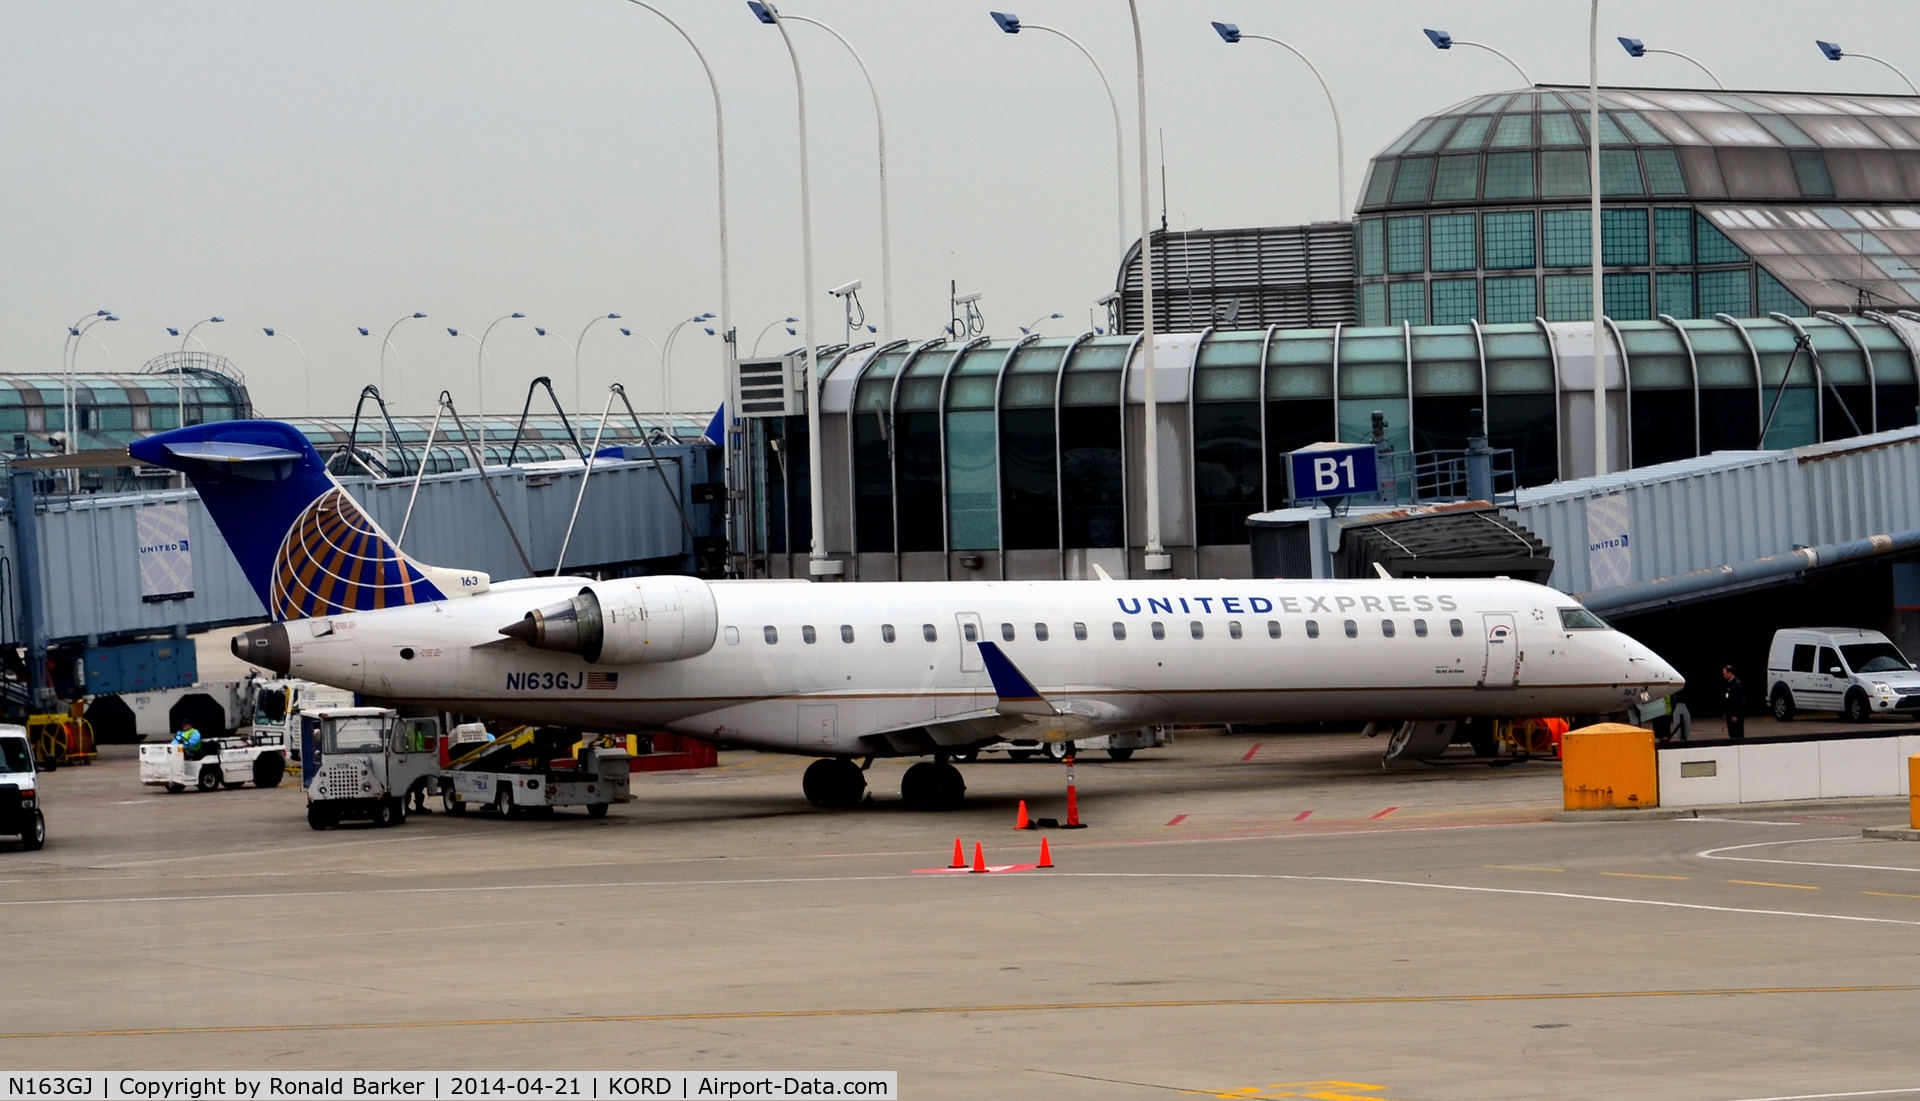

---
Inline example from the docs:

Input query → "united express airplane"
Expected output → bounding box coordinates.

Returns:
[134,422,1682,810]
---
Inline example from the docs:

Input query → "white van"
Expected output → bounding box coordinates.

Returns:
[1766,628,1920,723]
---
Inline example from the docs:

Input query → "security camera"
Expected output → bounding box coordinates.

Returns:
[829,279,863,297]
[954,291,982,305]
[1095,291,1121,306]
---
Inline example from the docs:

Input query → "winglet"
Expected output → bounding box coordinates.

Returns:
[1091,564,1115,582]
[975,641,1056,717]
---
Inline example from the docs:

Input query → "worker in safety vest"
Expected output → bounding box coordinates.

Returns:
[172,722,204,758]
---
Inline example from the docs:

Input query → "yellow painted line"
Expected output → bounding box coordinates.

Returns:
[1728,879,1820,890]
[1600,872,1690,881]
[1484,864,1565,872]
[1862,890,1920,900]
[4,985,1913,1040]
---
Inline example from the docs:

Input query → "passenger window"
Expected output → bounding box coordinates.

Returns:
[1034,623,1050,641]
[1818,646,1844,676]
[802,625,817,644]
[882,624,896,643]
[1073,622,1088,640]
[1228,620,1243,639]
[840,625,854,644]
[923,623,938,642]
[724,626,740,645]
[1414,619,1428,637]
[1382,619,1395,638]
[1791,644,1815,673]
[1450,619,1464,637]
[1002,623,1016,642]
[1306,620,1320,639]
[1267,620,1281,639]
[1112,622,1127,640]
[764,626,779,644]
[1151,621,1166,640]
[1344,620,1358,638]
[1190,621,1204,640]
[963,623,978,643]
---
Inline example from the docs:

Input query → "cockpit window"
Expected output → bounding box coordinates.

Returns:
[1559,607,1609,630]
[1842,642,1913,674]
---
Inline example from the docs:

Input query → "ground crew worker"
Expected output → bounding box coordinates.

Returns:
[1722,665,1746,740]
[172,721,204,758]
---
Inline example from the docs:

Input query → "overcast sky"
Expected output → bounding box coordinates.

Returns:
[3,1,1911,420]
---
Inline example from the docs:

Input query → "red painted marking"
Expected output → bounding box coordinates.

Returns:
[1165,814,1187,827]
[911,864,1038,874]
[1369,806,1399,820]
[1240,743,1262,761]
[1293,810,1314,821]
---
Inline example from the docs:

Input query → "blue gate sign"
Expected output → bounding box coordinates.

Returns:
[1286,442,1378,501]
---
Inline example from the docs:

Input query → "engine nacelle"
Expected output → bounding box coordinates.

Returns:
[500,576,718,665]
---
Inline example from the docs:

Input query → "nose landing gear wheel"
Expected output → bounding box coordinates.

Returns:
[802,758,867,808]
[900,761,966,810]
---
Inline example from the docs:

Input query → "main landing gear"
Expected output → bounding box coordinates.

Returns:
[900,758,965,811]
[803,757,867,808]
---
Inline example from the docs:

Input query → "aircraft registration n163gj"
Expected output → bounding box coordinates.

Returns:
[133,421,1682,811]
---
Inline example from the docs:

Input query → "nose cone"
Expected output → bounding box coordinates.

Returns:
[1639,645,1684,699]
[233,622,290,674]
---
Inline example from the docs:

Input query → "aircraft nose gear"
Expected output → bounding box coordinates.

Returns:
[900,760,966,810]
[802,758,867,808]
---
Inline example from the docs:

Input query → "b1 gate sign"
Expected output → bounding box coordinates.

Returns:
[1286,443,1378,501]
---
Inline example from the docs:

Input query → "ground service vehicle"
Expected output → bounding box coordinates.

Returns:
[0,727,45,851]
[972,729,1164,762]
[245,676,353,768]
[139,732,288,793]
[439,725,631,818]
[302,707,440,829]
[1767,628,1920,723]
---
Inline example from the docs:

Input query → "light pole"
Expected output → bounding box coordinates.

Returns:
[1588,1,1605,476]
[65,313,116,453]
[992,11,1128,261]
[662,314,716,411]
[764,10,894,342]
[535,328,577,402]
[1617,37,1724,89]
[1212,22,1347,220]
[748,0,833,578]
[752,318,798,356]
[474,313,528,442]
[359,312,425,411]
[1817,40,1918,95]
[1021,312,1063,334]
[171,317,225,430]
[263,328,312,416]
[1126,0,1169,573]
[1422,28,1535,85]
[621,327,663,379]
[573,312,622,412]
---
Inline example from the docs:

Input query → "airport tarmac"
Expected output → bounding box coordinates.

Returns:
[6,730,1920,1099]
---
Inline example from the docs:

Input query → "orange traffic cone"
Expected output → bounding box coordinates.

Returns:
[1014,800,1030,830]
[970,841,987,873]
[1037,837,1053,868]
[949,838,966,869]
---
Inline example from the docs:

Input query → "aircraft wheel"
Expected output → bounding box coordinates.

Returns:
[803,758,866,808]
[197,768,222,793]
[1107,748,1134,761]
[901,761,965,811]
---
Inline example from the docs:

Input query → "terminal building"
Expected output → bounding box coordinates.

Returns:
[737,84,1920,585]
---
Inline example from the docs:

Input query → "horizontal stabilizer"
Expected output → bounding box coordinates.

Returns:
[975,641,1057,717]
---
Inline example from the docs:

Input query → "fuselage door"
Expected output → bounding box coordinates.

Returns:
[797,704,838,750]
[1481,614,1519,688]
[955,613,985,673]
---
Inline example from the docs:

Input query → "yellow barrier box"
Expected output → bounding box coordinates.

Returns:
[1563,723,1658,811]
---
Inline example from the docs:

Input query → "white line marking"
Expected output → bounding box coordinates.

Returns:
[1713,1089,1920,1101]
[1699,836,1920,875]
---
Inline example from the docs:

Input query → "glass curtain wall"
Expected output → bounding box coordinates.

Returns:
[1000,340,1069,550]
[851,349,907,552]
[1059,340,1127,549]
[893,346,950,552]
[1265,330,1338,499]
[1193,333,1263,545]
[945,347,1003,550]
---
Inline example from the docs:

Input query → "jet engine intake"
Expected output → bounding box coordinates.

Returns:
[500,576,718,665]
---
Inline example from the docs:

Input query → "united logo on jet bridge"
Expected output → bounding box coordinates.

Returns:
[1114,594,1461,615]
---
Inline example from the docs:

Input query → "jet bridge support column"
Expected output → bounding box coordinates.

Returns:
[8,436,52,709]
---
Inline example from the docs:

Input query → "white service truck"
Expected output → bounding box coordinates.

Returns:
[968,729,1167,762]
[244,677,354,768]
[0,726,45,851]
[138,732,288,793]
[301,708,441,829]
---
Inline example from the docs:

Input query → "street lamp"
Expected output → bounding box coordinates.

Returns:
[1617,37,1724,89]
[1125,0,1169,573]
[65,312,116,452]
[747,0,834,578]
[991,11,1128,261]
[473,313,528,441]
[620,328,664,381]
[662,314,716,411]
[1816,40,1918,95]
[752,318,799,356]
[756,9,894,342]
[262,328,312,416]
[171,317,225,431]
[1021,312,1063,335]
[358,312,426,412]
[573,313,623,413]
[1212,21,1347,219]
[1587,1,1604,476]
[1421,28,1534,85]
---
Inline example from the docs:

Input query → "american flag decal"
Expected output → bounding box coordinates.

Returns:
[586,672,619,690]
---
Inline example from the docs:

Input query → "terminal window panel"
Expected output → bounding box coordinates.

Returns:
[1698,269,1752,317]
[1361,164,1396,208]
[1602,209,1649,266]
[1264,398,1336,495]
[1644,149,1688,195]
[1632,390,1699,466]
[1058,406,1124,549]
[1654,208,1693,264]
[1540,150,1590,198]
[854,408,893,552]
[1482,212,1536,269]
[1601,149,1645,196]
[1388,281,1428,325]
[893,411,944,552]
[1758,269,1806,316]
[1700,389,1759,452]
[1431,279,1479,325]
[946,410,998,551]
[1482,152,1535,199]
[1358,218,1385,275]
[1483,277,1538,324]
[1543,274,1592,322]
[1387,216,1425,273]
[1826,383,1873,439]
[999,408,1058,550]
[1657,273,1695,319]
[1391,157,1436,204]
[1490,114,1533,148]
[1447,115,1493,150]
[1791,150,1835,198]
[1488,393,1559,486]
[1696,215,1750,265]
[1539,113,1584,146]
[1338,398,1409,457]
[1413,394,1480,452]
[1878,384,1919,430]
[1359,283,1387,326]
[1542,210,1591,267]
[1428,214,1476,271]
[1762,388,1818,449]
[1604,273,1652,321]
[1193,402,1262,546]
[1431,155,1480,202]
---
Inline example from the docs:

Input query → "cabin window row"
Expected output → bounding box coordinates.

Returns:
[729,617,1468,645]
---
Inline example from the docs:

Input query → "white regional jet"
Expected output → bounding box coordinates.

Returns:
[134,422,1682,810]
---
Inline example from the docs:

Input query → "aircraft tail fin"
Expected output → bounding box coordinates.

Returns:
[130,421,485,621]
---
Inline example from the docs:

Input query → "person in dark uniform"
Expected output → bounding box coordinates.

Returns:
[1722,665,1746,739]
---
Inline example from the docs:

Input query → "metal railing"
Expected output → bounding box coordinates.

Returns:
[1375,446,1518,509]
